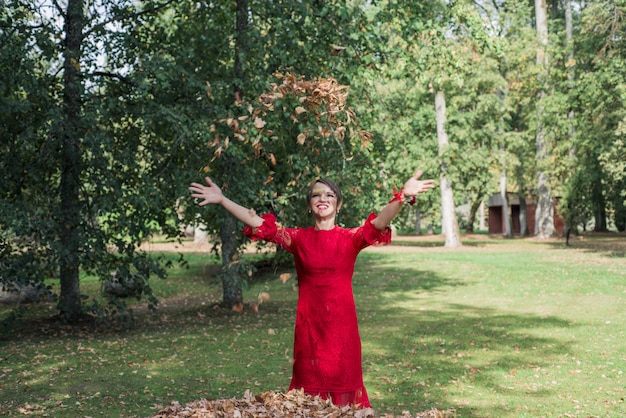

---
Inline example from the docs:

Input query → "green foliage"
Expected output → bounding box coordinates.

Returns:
[3,0,626,324]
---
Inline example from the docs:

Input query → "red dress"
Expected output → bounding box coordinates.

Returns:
[243,213,391,408]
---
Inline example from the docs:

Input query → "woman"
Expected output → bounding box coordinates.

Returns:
[189,171,435,408]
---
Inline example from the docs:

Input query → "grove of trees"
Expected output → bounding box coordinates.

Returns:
[1,0,624,323]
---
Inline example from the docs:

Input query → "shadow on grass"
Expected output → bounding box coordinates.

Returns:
[350,258,575,417]
[545,232,626,258]
[391,238,488,249]
[362,303,573,417]
[2,246,584,418]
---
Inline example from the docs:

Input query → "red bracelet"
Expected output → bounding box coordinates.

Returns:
[389,185,416,205]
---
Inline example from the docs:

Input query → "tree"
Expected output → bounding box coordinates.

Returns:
[168,1,382,307]
[534,0,555,238]
[435,91,462,246]
[1,0,189,323]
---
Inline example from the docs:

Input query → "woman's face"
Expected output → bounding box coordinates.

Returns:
[308,182,342,219]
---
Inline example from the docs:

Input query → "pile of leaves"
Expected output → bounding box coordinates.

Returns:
[151,390,453,418]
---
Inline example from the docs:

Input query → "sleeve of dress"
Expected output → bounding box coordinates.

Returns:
[242,213,295,252]
[353,212,392,250]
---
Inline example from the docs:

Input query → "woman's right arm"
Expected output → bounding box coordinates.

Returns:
[189,177,264,228]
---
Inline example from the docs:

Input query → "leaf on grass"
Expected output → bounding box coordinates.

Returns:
[254,117,266,129]
[150,390,454,417]
[257,292,270,304]
[279,273,292,284]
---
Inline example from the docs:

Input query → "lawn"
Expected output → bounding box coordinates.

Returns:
[1,233,625,417]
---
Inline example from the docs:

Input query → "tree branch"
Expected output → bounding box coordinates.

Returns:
[90,71,138,87]
[83,0,178,38]
[52,0,67,19]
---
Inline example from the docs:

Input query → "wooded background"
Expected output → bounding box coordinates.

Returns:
[1,0,625,322]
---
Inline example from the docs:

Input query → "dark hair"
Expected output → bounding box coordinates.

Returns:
[306,178,343,207]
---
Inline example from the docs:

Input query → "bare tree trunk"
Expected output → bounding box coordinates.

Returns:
[518,194,529,236]
[435,90,461,248]
[479,201,486,231]
[500,170,512,238]
[563,0,577,239]
[216,0,249,308]
[414,205,422,235]
[220,215,243,307]
[466,199,481,233]
[58,0,85,321]
[534,0,554,238]
[499,140,512,238]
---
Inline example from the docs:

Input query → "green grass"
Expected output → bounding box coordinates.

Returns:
[1,234,625,417]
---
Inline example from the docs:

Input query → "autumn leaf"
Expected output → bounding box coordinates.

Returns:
[150,390,454,417]
[257,292,271,304]
[279,273,292,284]
[254,117,266,129]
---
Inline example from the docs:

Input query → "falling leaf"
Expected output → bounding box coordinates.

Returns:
[295,106,307,114]
[257,292,271,304]
[254,117,266,129]
[296,133,306,145]
[331,44,346,55]
[279,273,292,284]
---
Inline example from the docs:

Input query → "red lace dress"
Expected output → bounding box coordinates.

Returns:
[243,213,391,408]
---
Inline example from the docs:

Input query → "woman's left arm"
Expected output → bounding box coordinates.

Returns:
[371,170,436,231]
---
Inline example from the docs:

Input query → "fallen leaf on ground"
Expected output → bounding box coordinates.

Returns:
[150,389,454,418]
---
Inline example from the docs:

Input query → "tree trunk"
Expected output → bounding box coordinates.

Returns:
[500,172,512,238]
[220,216,243,307]
[435,90,461,248]
[414,205,422,235]
[592,181,607,231]
[215,0,249,307]
[499,143,512,238]
[466,199,481,233]
[518,194,529,236]
[479,201,486,231]
[534,0,554,238]
[58,0,85,321]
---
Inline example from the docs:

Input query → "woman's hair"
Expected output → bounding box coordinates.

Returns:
[306,178,343,207]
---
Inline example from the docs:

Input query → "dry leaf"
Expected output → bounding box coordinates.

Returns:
[279,273,292,284]
[257,292,271,304]
[254,117,266,129]
[150,390,454,418]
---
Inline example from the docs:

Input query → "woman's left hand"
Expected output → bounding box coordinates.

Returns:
[403,170,436,197]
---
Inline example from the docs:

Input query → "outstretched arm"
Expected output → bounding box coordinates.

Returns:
[189,177,264,228]
[371,170,436,231]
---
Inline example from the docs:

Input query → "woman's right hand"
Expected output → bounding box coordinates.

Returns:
[189,177,224,206]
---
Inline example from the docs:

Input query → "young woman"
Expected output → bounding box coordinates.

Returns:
[189,171,435,408]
